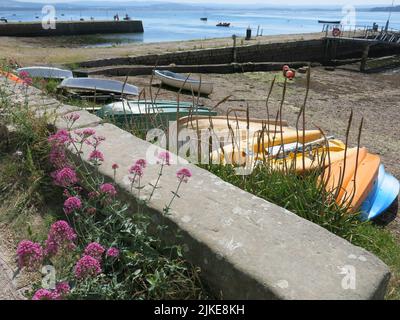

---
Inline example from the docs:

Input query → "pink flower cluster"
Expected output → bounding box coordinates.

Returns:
[32,282,70,300]
[44,220,77,257]
[48,130,72,145]
[84,242,105,261]
[129,159,147,178]
[48,130,72,169]
[106,247,120,258]
[157,151,171,166]
[88,150,105,163]
[85,135,106,149]
[49,146,67,169]
[17,240,43,271]
[100,183,117,196]
[19,71,32,86]
[176,168,192,183]
[74,255,102,280]
[75,128,96,139]
[63,196,82,214]
[63,113,80,123]
[51,167,79,187]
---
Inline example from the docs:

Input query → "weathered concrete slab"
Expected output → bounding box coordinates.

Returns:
[54,109,103,130]
[64,122,390,300]
[33,104,81,120]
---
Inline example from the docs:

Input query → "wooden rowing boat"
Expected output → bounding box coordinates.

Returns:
[154,70,214,95]
[17,67,73,80]
[59,77,139,96]
[96,100,217,130]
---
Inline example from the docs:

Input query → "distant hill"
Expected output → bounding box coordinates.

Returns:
[0,0,41,8]
[371,5,400,12]
[0,0,200,10]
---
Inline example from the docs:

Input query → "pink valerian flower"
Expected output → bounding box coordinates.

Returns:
[32,289,55,300]
[129,164,144,179]
[49,145,67,169]
[106,247,120,258]
[63,196,82,214]
[74,128,96,145]
[48,129,72,146]
[88,150,104,163]
[51,167,78,187]
[75,128,96,138]
[176,168,192,183]
[19,71,32,86]
[74,255,102,280]
[157,151,171,166]
[63,113,80,123]
[85,135,106,148]
[112,163,119,181]
[100,183,117,196]
[135,159,147,169]
[55,282,70,297]
[17,240,43,271]
[44,220,77,257]
[32,282,70,300]
[18,71,30,79]
[129,159,147,178]
[84,242,105,261]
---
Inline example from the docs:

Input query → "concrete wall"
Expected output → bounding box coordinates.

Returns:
[77,38,400,69]
[0,20,144,37]
[0,75,391,300]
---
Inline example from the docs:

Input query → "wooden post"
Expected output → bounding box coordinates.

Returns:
[232,34,237,63]
[360,45,370,72]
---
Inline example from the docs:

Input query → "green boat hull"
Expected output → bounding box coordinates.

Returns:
[96,100,217,132]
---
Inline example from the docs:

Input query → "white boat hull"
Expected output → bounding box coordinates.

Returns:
[154,70,213,95]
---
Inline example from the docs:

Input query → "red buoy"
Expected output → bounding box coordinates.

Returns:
[285,69,295,80]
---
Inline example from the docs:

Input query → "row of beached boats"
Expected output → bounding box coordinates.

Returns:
[2,66,399,222]
[13,67,214,96]
[177,115,399,222]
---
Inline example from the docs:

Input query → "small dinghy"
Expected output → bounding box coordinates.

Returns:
[17,67,73,80]
[59,78,139,96]
[216,22,230,27]
[154,70,214,95]
[96,100,217,130]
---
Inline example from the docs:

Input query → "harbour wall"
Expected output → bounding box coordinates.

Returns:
[0,20,144,37]
[77,38,400,69]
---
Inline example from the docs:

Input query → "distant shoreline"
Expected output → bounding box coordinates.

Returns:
[0,31,325,65]
[371,6,400,12]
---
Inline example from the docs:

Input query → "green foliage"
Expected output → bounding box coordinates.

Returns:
[0,83,207,300]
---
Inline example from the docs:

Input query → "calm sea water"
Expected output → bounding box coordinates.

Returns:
[1,6,399,43]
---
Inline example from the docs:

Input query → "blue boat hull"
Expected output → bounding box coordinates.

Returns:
[360,165,399,221]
